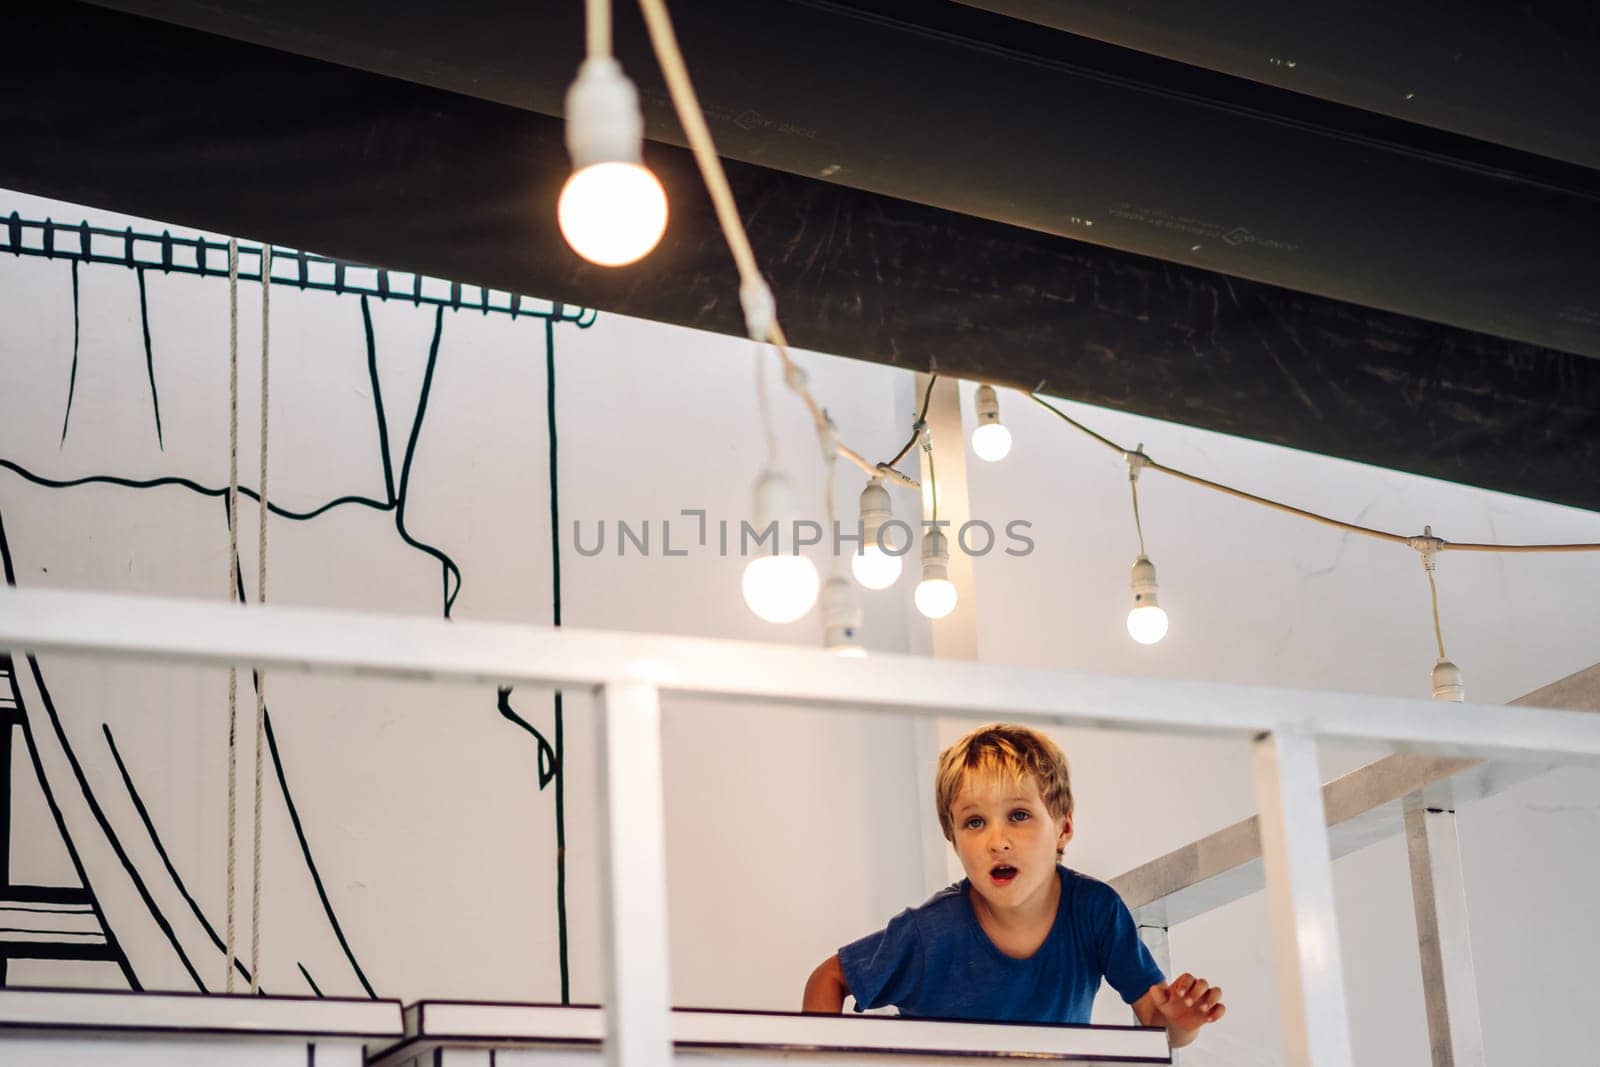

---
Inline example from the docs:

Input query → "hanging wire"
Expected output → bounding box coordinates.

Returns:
[633,0,917,491]
[1425,564,1447,659]
[883,373,939,471]
[1030,394,1598,554]
[1128,450,1148,558]
[754,342,779,466]
[1415,528,1449,660]
[585,0,611,60]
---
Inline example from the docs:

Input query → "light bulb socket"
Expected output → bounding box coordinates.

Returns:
[859,480,892,546]
[1130,554,1160,608]
[975,383,1002,427]
[921,527,951,581]
[565,57,644,169]
[751,466,799,551]
[1431,658,1466,702]
[821,576,864,654]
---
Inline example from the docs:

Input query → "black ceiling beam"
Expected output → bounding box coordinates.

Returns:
[4,5,1598,512]
[83,0,1600,364]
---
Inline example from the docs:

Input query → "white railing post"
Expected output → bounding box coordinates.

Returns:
[1405,806,1486,1067]
[597,681,673,1067]
[1255,728,1354,1067]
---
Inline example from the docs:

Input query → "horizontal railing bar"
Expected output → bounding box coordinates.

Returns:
[1113,663,1600,924]
[4,587,1600,764]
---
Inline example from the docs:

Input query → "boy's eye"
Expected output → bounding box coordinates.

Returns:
[964,816,984,830]
[1009,810,1031,822]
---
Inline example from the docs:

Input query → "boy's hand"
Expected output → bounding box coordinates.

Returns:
[1145,973,1224,1045]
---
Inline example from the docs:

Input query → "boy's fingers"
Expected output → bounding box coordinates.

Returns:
[1170,973,1195,998]
[1207,1003,1226,1023]
[1147,982,1169,1006]
[1184,979,1209,1005]
[1199,986,1223,1009]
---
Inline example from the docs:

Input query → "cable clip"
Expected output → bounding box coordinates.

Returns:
[1407,525,1446,570]
[1126,444,1151,482]
[819,412,839,460]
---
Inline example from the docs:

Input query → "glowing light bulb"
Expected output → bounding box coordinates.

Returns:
[915,527,958,620]
[742,555,820,625]
[559,162,668,267]
[971,422,1013,462]
[915,577,958,620]
[852,480,904,590]
[1127,555,1168,645]
[1126,604,1169,645]
[852,545,903,590]
[742,466,819,624]
[971,384,1012,462]
[560,57,668,267]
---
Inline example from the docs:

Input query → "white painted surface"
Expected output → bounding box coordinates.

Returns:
[0,986,399,1033]
[367,1001,1169,1064]
[596,683,673,1067]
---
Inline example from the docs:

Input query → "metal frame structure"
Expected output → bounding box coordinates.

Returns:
[1111,664,1597,1066]
[4,587,1600,1067]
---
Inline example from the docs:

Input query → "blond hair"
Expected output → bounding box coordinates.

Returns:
[935,723,1073,854]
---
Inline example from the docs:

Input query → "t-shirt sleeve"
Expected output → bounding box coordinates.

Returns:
[1092,883,1167,1005]
[836,908,924,1013]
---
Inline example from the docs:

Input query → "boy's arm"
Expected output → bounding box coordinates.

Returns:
[1132,974,1225,1049]
[801,954,850,1013]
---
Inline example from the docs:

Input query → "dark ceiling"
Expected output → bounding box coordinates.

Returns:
[4,2,1598,511]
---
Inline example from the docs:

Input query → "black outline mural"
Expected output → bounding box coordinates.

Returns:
[1,209,589,997]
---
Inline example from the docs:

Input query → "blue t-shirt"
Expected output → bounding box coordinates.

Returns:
[838,866,1164,1024]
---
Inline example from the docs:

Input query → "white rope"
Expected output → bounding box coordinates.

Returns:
[223,239,241,993]
[251,243,271,993]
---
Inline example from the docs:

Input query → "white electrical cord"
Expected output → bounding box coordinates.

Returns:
[1410,527,1449,660]
[1127,446,1150,558]
[1033,394,1600,554]
[586,0,611,62]
[633,0,916,491]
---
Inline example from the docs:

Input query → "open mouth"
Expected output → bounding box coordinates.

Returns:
[989,865,1018,886]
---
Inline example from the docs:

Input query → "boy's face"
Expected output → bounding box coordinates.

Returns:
[949,771,1072,915]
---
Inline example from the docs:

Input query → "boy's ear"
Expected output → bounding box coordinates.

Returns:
[1057,814,1074,850]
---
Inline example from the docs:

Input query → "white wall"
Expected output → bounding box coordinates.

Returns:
[3,187,1598,1065]
[0,188,928,1009]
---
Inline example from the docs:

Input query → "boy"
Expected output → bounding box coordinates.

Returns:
[802,723,1224,1049]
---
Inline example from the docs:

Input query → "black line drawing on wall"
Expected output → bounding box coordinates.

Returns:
[0,208,590,997]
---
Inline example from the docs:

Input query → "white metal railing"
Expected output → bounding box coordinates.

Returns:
[4,586,1600,1067]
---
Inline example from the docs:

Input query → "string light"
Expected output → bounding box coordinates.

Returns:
[616,0,1597,670]
[1412,527,1465,701]
[915,528,958,620]
[741,467,820,624]
[971,384,1012,462]
[1124,447,1169,645]
[914,430,958,620]
[852,480,903,590]
[558,2,668,266]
